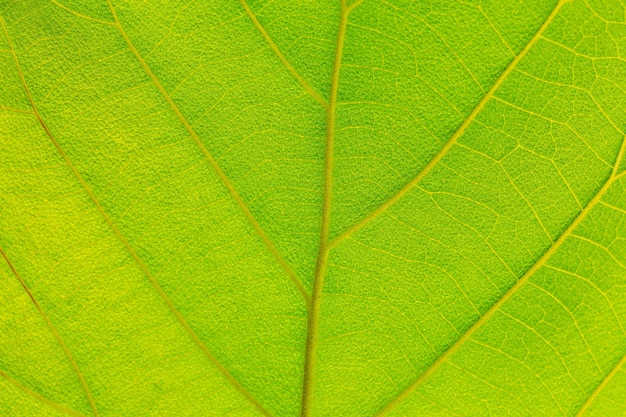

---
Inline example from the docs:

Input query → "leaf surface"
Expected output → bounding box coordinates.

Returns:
[1,0,626,416]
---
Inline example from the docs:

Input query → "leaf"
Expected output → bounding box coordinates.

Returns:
[1,0,626,416]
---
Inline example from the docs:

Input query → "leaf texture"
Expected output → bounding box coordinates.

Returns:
[0,0,626,416]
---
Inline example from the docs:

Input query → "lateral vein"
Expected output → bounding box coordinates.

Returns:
[50,0,116,26]
[0,20,100,417]
[575,350,626,417]
[0,249,98,416]
[2,14,273,417]
[0,104,34,114]
[0,368,85,417]
[106,0,309,304]
[238,0,328,108]
[375,131,626,416]
[329,0,567,250]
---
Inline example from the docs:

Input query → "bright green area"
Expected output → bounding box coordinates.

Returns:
[0,0,625,416]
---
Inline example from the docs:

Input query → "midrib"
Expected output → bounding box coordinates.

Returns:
[300,1,351,415]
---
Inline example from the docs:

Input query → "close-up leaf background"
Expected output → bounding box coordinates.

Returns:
[1,0,626,415]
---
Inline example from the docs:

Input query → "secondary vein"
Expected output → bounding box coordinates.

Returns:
[50,0,116,26]
[238,0,328,109]
[329,0,567,250]
[106,0,309,304]
[2,13,273,417]
[0,368,85,417]
[0,248,96,417]
[375,132,626,416]
[575,350,626,417]
[1,19,100,417]
[300,2,349,415]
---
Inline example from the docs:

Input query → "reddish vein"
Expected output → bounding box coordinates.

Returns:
[1,14,272,417]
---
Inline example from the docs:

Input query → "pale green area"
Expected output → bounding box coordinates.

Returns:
[0,0,625,416]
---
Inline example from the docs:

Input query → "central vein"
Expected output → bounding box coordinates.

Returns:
[300,1,351,415]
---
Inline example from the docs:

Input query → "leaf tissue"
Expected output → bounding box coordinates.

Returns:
[1,0,626,416]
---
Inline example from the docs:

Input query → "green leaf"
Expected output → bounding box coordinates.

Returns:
[1,0,626,416]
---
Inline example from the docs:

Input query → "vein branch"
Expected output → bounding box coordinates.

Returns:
[238,0,328,108]
[50,0,116,26]
[2,13,273,417]
[329,0,567,250]
[347,0,366,12]
[575,350,626,417]
[300,2,350,415]
[0,248,95,417]
[0,104,34,114]
[0,368,85,417]
[106,0,309,304]
[375,132,626,416]
[0,20,99,417]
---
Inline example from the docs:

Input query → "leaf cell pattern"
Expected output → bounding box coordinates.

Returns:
[1,0,626,416]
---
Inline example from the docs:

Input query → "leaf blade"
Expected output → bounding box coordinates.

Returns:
[2,0,626,416]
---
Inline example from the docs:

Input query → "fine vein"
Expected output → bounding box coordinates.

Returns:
[50,0,116,26]
[329,0,567,250]
[0,369,85,417]
[0,248,97,417]
[300,1,349,415]
[238,0,328,108]
[1,15,272,417]
[375,132,626,415]
[106,0,309,303]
